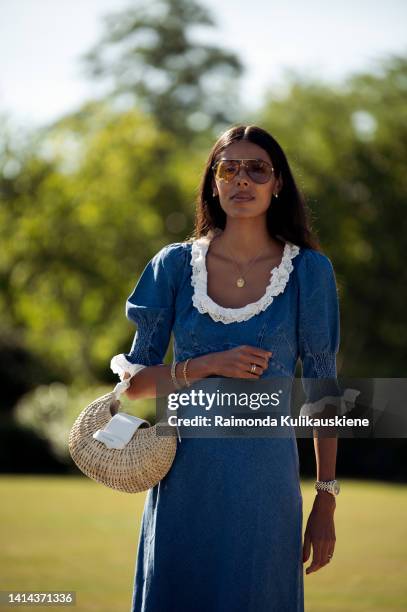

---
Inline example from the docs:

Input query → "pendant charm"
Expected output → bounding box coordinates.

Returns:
[236,277,245,288]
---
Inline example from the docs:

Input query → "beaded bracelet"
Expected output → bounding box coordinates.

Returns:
[183,358,191,388]
[171,360,182,390]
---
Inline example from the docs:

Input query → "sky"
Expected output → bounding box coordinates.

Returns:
[1,0,406,132]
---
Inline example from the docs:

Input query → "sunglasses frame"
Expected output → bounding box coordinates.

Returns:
[211,158,275,183]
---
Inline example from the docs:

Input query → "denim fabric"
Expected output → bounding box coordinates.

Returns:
[125,240,342,612]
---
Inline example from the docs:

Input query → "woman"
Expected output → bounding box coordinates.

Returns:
[112,124,348,612]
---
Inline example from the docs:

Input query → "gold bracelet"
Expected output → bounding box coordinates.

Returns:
[183,358,191,388]
[171,360,182,390]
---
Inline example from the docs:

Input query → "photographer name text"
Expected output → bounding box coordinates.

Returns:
[168,415,370,428]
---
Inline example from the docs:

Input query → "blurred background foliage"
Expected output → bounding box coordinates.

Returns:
[0,0,406,476]
[78,0,244,141]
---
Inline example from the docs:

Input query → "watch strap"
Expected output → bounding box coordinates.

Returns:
[315,479,340,495]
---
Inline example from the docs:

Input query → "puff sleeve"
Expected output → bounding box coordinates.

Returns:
[111,244,182,381]
[297,250,360,416]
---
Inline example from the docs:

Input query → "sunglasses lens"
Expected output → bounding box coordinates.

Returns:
[246,160,272,183]
[215,160,240,182]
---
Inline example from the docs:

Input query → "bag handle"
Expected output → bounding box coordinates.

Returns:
[113,378,132,400]
[111,373,182,444]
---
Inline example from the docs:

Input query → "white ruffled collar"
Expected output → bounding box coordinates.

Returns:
[190,230,300,324]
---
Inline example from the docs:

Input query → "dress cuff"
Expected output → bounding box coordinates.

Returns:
[299,388,361,417]
[110,354,147,381]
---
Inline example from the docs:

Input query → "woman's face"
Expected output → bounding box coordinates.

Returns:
[211,141,282,220]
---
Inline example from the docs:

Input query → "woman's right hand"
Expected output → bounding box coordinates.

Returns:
[206,345,272,379]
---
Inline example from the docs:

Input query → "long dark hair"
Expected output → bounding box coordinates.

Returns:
[187,124,320,250]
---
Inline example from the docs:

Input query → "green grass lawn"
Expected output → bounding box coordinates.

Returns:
[0,476,406,612]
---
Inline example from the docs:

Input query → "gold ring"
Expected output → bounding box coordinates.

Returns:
[250,364,256,374]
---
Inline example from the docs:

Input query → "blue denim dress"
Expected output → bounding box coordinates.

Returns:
[116,232,343,612]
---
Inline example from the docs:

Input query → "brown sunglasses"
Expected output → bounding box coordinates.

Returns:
[212,158,274,184]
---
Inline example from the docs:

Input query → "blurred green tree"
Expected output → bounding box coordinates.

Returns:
[79,0,244,140]
[0,103,203,385]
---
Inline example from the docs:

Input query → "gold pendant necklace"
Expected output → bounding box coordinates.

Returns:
[222,241,270,288]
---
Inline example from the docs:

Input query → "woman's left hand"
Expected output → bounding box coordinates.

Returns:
[303,492,336,574]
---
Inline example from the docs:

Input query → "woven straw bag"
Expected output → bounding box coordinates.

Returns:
[68,379,178,494]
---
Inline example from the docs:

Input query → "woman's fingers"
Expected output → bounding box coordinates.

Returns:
[326,541,335,563]
[243,346,272,367]
[306,540,323,574]
[302,531,312,563]
[216,345,273,379]
[320,540,332,567]
[306,539,335,574]
[238,346,272,377]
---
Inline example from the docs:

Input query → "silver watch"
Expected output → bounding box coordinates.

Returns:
[315,479,340,496]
